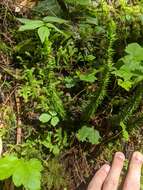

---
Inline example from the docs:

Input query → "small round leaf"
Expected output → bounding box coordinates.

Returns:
[39,113,51,123]
[50,116,60,126]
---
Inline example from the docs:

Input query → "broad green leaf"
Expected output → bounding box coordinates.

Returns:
[77,126,101,144]
[18,19,44,31]
[39,113,51,123]
[17,18,42,24]
[125,43,143,60]
[0,155,18,180]
[51,116,60,126]
[38,26,50,43]
[88,130,101,144]
[13,159,43,190]
[12,160,27,187]
[43,16,68,24]
[113,43,143,90]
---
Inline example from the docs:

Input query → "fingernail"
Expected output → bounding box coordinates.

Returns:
[103,164,110,173]
[115,152,125,160]
[133,152,143,164]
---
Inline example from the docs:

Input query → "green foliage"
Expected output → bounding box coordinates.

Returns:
[77,126,101,144]
[39,113,52,123]
[43,16,68,24]
[120,121,129,141]
[0,155,43,190]
[17,19,44,31]
[83,19,116,120]
[83,67,110,120]
[39,112,60,126]
[64,76,76,88]
[118,83,143,140]
[38,26,50,44]
[76,69,97,83]
[13,159,42,190]
[113,43,143,91]
[41,128,68,155]
[42,158,68,190]
[0,156,17,180]
[51,116,60,127]
[18,17,68,44]
[2,0,143,189]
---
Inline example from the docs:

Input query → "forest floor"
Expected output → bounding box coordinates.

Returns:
[1,1,143,190]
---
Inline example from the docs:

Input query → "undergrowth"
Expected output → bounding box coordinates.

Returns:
[0,0,143,189]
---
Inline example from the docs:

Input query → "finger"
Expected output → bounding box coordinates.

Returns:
[123,151,143,190]
[87,164,110,190]
[103,152,125,190]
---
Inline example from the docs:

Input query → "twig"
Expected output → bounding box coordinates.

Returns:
[4,87,17,105]
[15,68,22,144]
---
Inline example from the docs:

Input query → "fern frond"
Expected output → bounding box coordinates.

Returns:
[82,20,117,121]
[119,83,143,124]
[120,121,129,140]
[83,66,110,120]
[118,83,142,139]
[42,38,66,119]
[49,86,66,119]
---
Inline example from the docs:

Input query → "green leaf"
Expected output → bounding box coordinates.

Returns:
[0,155,18,180]
[85,17,98,25]
[77,70,97,83]
[17,18,41,24]
[125,43,143,60]
[46,23,65,36]
[113,43,143,90]
[13,159,43,190]
[118,80,132,91]
[64,77,76,88]
[18,19,44,31]
[85,55,96,61]
[43,16,68,24]
[38,26,50,43]
[0,155,43,190]
[39,113,51,123]
[49,111,57,116]
[52,145,60,155]
[51,116,60,126]
[77,126,101,144]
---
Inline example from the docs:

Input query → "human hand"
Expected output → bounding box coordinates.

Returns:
[87,152,143,190]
